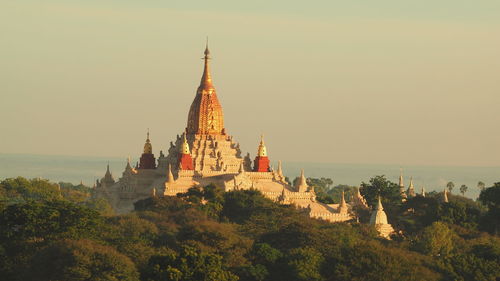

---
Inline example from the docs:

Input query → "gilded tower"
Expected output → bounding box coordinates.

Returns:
[139,130,156,169]
[187,42,225,136]
[254,135,270,172]
[171,43,242,172]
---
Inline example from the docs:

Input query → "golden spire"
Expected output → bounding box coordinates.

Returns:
[180,133,191,155]
[257,134,267,157]
[200,38,214,90]
[186,40,225,135]
[144,129,152,154]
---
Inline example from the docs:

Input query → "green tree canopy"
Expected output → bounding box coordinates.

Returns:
[0,200,103,245]
[478,183,500,235]
[416,221,456,257]
[144,245,238,281]
[447,181,455,193]
[27,239,140,281]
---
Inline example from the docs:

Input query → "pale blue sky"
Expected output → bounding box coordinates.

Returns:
[1,0,499,166]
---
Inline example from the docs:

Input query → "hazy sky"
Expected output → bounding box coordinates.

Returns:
[1,0,499,166]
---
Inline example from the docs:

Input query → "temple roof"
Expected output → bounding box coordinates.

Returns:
[102,163,115,184]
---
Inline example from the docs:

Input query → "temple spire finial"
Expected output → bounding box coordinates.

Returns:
[199,38,213,89]
[204,36,210,56]
[399,168,404,187]
[377,196,383,210]
[257,134,267,157]
[277,160,283,175]
[167,164,175,184]
[143,130,153,154]
[238,161,245,173]
[295,169,309,192]
[180,133,191,155]
[338,190,348,214]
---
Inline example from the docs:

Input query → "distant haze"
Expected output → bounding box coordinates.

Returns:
[1,1,499,166]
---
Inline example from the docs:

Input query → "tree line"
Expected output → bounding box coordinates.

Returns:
[0,176,499,280]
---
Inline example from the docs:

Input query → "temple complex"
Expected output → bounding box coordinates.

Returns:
[94,43,369,222]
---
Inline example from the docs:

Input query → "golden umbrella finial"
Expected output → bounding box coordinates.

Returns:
[204,36,210,57]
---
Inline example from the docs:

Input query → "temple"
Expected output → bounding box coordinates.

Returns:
[94,43,369,223]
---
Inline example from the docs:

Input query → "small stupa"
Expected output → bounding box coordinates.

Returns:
[369,196,395,239]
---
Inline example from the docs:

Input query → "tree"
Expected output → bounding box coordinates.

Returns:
[84,198,115,216]
[477,181,486,191]
[446,182,455,193]
[440,253,500,281]
[326,241,440,281]
[416,221,456,257]
[326,185,358,205]
[27,239,140,281]
[144,246,238,281]
[0,177,61,204]
[307,178,335,204]
[459,184,468,196]
[478,183,500,235]
[284,247,324,281]
[437,200,481,230]
[399,196,440,234]
[104,215,159,267]
[0,200,103,245]
[360,175,401,209]
[221,189,282,224]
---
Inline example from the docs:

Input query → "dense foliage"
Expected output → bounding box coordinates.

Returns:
[0,177,499,280]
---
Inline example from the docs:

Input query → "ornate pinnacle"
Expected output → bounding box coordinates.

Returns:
[277,160,283,176]
[376,196,384,211]
[257,134,267,157]
[295,169,308,192]
[167,164,175,184]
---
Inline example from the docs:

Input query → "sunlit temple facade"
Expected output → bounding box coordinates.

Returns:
[94,44,370,222]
